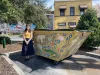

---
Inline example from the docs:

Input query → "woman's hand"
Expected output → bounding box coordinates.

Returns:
[25,41,29,45]
[27,40,30,44]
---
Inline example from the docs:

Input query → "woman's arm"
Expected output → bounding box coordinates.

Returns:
[23,33,27,43]
[27,31,33,43]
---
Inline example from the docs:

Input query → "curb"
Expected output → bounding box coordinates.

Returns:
[3,55,25,75]
[4,50,21,57]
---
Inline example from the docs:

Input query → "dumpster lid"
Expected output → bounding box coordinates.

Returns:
[34,29,93,32]
[34,29,74,31]
[78,30,93,32]
[54,29,74,31]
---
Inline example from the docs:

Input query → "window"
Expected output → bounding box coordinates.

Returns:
[58,22,66,29]
[80,9,85,15]
[68,22,76,28]
[70,7,75,16]
[68,22,76,25]
[60,9,65,16]
[58,22,66,26]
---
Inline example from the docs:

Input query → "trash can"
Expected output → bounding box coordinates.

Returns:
[33,29,91,62]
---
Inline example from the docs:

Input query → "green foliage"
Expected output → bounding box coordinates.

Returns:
[76,8,100,48]
[29,0,47,7]
[0,0,24,24]
[0,36,11,44]
[0,0,49,29]
[24,0,48,29]
[8,0,28,8]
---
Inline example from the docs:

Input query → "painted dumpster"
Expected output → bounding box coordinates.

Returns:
[33,29,91,62]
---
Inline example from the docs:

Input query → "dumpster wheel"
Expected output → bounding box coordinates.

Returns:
[67,55,72,59]
[54,61,59,65]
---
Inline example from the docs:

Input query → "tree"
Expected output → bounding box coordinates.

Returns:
[0,0,24,24]
[24,0,48,29]
[29,0,47,7]
[0,0,49,29]
[8,0,28,8]
[76,8,100,48]
[24,5,48,29]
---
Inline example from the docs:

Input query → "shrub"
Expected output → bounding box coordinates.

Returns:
[0,36,11,44]
[76,8,100,48]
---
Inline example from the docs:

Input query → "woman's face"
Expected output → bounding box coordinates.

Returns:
[26,25,30,30]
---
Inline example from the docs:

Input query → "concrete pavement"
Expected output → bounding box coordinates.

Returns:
[9,51,100,75]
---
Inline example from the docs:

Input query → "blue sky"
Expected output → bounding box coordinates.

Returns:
[46,0,100,10]
[93,0,100,5]
[46,0,54,10]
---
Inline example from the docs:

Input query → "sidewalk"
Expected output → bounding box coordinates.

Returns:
[7,51,100,75]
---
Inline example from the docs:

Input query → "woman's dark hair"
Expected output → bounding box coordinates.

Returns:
[24,24,31,32]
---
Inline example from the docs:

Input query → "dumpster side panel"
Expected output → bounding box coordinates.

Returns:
[68,32,91,55]
[60,31,91,60]
[34,31,75,61]
[34,31,90,62]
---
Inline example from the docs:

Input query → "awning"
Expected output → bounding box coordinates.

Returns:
[59,5,66,9]
[69,25,76,28]
[79,5,88,9]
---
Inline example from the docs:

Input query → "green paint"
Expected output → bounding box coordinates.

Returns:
[3,38,6,48]
[44,49,57,57]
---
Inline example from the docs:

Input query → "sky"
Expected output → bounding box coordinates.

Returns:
[46,0,54,10]
[46,0,100,10]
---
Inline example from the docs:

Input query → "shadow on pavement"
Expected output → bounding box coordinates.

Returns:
[76,51,100,59]
[9,51,100,73]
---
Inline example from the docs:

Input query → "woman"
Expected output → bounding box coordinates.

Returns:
[21,24,34,61]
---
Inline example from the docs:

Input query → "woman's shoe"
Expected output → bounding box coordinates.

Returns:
[24,56,30,61]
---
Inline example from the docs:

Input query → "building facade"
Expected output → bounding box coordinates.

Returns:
[54,0,92,29]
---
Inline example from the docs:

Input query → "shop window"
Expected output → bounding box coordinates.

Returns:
[58,22,66,26]
[68,22,76,28]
